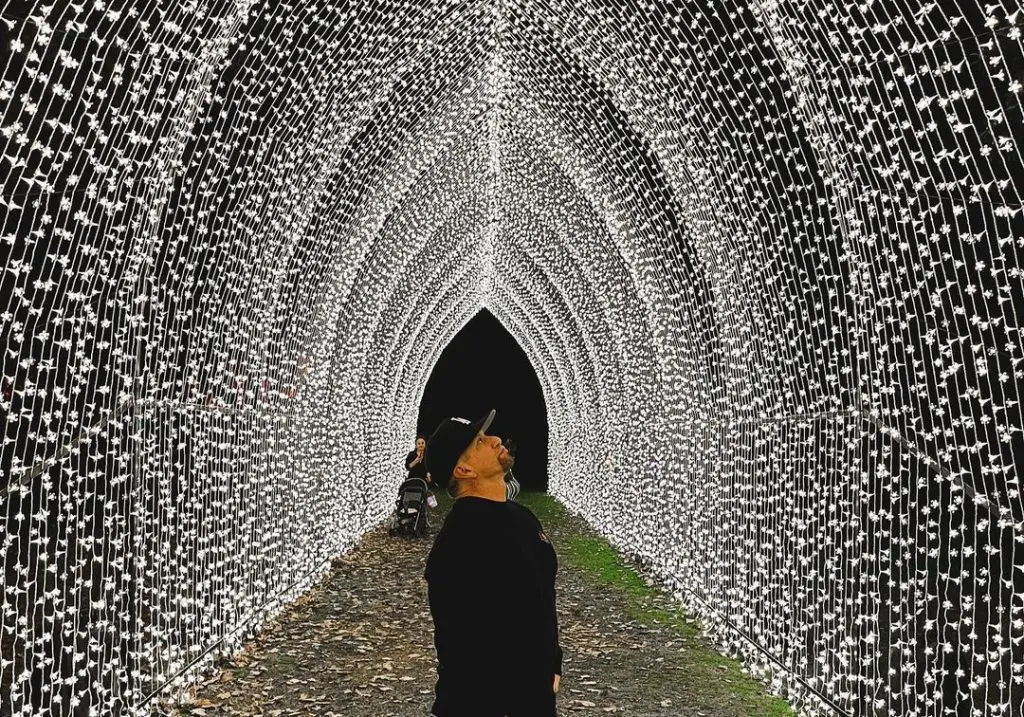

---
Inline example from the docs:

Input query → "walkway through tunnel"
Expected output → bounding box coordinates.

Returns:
[0,0,1023,715]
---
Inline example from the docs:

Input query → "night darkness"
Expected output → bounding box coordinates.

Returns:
[416,309,550,491]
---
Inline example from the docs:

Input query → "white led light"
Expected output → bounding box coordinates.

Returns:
[1,1,1022,715]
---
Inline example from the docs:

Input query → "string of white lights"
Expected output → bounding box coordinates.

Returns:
[1,0,1022,715]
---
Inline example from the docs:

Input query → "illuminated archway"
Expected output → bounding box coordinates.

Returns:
[0,1,1021,714]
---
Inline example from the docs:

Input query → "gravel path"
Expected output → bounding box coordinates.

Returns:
[159,496,789,717]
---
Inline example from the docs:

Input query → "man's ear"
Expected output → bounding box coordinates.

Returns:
[453,462,476,480]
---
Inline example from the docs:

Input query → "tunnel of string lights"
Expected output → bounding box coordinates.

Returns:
[0,0,1023,715]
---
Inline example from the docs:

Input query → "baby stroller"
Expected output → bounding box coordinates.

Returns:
[388,476,433,538]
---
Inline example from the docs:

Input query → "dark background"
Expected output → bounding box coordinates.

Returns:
[417,309,549,491]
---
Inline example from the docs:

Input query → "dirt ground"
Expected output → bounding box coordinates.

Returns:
[157,495,791,717]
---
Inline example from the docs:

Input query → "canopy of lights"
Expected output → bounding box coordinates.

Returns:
[1,0,1022,714]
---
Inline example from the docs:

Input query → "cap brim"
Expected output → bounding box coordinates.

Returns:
[472,409,496,436]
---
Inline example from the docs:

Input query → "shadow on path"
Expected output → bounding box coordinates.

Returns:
[159,493,793,717]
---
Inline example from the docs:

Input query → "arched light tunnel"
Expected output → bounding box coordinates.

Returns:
[0,0,1022,714]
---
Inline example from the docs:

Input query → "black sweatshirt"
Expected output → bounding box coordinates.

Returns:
[424,496,563,717]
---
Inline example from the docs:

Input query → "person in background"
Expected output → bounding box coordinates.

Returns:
[424,410,562,717]
[501,437,521,501]
[406,434,432,485]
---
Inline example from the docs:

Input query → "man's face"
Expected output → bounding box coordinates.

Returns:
[459,431,507,480]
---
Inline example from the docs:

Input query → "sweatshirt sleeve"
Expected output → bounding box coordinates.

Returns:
[532,511,563,678]
[550,555,563,676]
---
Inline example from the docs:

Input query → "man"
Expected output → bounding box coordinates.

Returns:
[424,410,562,717]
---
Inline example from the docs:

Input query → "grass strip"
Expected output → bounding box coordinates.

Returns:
[516,492,795,717]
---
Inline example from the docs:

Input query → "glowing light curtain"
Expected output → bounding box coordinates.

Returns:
[0,1,1022,715]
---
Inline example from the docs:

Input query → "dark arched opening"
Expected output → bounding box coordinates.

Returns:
[418,309,550,491]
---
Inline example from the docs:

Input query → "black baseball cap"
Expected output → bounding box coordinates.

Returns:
[424,409,496,489]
